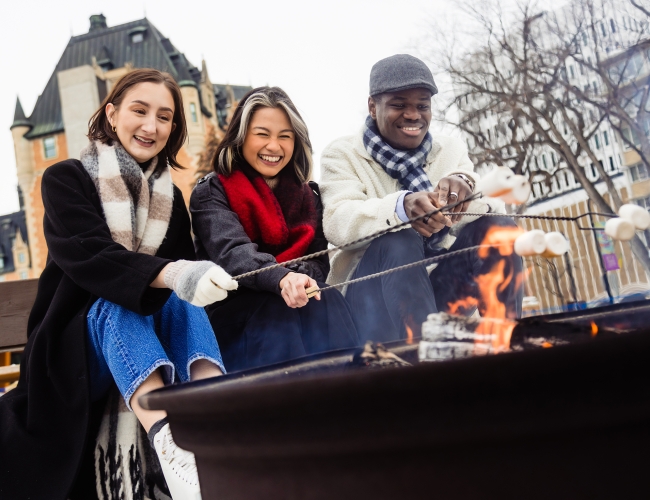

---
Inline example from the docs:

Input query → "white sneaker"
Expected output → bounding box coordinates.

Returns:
[152,423,203,500]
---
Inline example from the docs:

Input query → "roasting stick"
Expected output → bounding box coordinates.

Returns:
[303,244,508,298]
[231,192,484,281]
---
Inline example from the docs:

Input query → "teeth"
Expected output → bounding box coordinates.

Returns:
[260,155,281,162]
[402,127,421,131]
[135,136,154,143]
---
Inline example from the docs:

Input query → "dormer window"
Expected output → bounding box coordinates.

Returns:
[190,103,198,123]
[129,26,147,44]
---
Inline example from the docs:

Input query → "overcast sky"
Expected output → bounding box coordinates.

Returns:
[0,0,566,216]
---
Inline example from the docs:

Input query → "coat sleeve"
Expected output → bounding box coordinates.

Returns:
[41,162,174,315]
[319,140,404,248]
[190,175,291,294]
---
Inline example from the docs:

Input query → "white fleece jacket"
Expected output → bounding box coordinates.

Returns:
[320,128,504,288]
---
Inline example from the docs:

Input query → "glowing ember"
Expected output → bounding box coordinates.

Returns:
[542,342,553,348]
[591,322,598,337]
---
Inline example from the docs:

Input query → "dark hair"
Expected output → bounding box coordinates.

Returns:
[87,68,188,169]
[212,86,313,183]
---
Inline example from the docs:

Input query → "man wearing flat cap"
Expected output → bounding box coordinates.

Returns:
[320,54,522,343]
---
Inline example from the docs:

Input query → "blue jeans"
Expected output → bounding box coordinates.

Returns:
[87,292,224,410]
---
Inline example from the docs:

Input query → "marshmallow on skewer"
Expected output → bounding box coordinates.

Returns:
[618,204,650,230]
[605,217,635,241]
[514,229,546,256]
[499,175,532,205]
[541,232,569,257]
[477,167,515,197]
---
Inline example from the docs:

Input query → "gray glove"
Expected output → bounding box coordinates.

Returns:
[164,260,238,307]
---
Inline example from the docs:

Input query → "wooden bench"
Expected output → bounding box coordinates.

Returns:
[0,279,38,387]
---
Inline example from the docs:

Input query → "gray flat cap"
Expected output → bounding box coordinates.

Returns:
[369,54,438,97]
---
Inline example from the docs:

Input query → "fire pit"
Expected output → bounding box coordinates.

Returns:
[141,301,650,499]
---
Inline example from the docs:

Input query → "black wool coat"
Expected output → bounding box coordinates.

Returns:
[0,159,195,500]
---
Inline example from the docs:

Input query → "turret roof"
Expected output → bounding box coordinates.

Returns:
[22,17,203,139]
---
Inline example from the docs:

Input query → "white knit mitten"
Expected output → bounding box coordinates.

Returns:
[164,260,238,307]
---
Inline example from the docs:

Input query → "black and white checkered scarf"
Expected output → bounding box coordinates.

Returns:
[363,115,434,192]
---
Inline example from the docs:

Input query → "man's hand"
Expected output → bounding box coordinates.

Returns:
[403,192,452,238]
[279,272,320,308]
[433,175,473,223]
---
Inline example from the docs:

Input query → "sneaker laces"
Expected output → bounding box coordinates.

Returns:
[157,427,199,485]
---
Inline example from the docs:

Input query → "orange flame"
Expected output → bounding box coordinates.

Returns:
[405,325,414,345]
[591,322,598,337]
[447,226,524,353]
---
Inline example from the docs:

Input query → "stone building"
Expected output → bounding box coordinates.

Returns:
[9,14,251,279]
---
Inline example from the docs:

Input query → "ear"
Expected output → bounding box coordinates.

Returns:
[368,96,376,120]
[105,103,116,127]
[171,122,177,132]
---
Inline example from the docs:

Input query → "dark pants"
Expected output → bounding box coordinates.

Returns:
[346,216,523,343]
[206,285,360,372]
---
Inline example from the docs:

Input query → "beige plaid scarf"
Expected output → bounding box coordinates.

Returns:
[80,141,173,255]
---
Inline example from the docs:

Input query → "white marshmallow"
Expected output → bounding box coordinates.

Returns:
[477,167,515,197]
[618,204,650,230]
[541,232,569,257]
[604,217,635,241]
[514,229,546,256]
[499,175,531,205]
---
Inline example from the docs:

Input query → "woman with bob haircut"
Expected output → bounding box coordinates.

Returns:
[0,68,237,500]
[191,86,359,372]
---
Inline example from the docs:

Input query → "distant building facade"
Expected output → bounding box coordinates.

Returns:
[10,14,252,279]
[455,4,650,313]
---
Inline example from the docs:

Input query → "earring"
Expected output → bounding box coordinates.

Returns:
[112,124,116,133]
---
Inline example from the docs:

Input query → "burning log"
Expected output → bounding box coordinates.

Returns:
[351,341,412,368]
[419,312,620,362]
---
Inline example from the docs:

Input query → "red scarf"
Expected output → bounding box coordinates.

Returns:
[219,165,318,263]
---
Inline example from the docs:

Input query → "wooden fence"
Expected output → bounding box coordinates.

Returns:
[0,279,37,385]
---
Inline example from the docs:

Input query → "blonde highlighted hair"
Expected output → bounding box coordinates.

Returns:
[213,87,313,183]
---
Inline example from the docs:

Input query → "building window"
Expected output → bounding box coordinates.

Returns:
[190,103,198,123]
[19,271,28,280]
[610,19,616,33]
[131,33,144,43]
[609,156,615,172]
[569,65,575,78]
[18,252,25,264]
[629,162,649,182]
[43,137,57,159]
[594,134,601,149]
[542,154,548,169]
[600,22,607,37]
[603,130,609,146]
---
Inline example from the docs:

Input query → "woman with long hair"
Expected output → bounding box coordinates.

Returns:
[0,69,237,499]
[191,86,359,372]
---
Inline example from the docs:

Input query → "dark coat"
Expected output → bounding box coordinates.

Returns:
[0,159,195,500]
[190,172,329,293]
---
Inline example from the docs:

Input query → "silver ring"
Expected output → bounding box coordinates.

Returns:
[449,191,459,198]
[423,215,431,224]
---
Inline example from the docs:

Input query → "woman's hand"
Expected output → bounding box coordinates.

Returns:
[155,260,238,306]
[279,272,319,308]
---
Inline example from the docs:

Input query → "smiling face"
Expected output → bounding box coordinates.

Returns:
[368,87,432,150]
[242,106,295,179]
[105,82,175,163]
